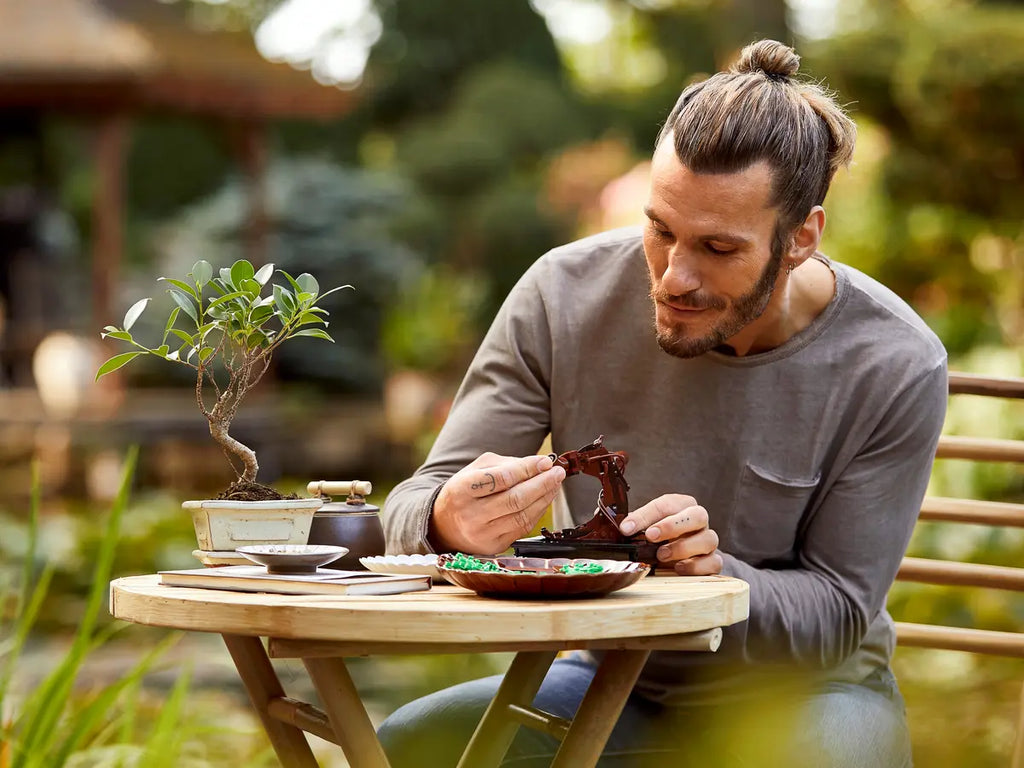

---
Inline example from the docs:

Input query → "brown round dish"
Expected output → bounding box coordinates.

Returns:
[436,555,649,599]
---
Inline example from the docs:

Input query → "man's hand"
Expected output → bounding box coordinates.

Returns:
[430,453,567,554]
[619,494,722,575]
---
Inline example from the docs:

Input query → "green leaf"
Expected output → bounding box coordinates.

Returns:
[291,328,334,341]
[160,306,181,345]
[251,305,274,324]
[168,328,193,345]
[154,345,170,358]
[296,310,327,326]
[122,298,150,332]
[253,263,274,285]
[246,329,269,348]
[191,260,213,286]
[157,277,197,299]
[95,352,143,380]
[168,289,198,324]
[100,329,134,342]
[241,278,262,297]
[207,290,249,311]
[296,272,319,297]
[278,269,304,296]
[198,347,215,363]
[313,284,354,304]
[230,259,255,287]
[273,284,296,315]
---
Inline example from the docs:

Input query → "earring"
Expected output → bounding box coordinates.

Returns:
[786,262,795,276]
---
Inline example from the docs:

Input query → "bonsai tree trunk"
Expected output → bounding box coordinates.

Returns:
[208,419,258,484]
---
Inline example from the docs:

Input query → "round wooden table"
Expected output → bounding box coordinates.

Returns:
[111,574,749,768]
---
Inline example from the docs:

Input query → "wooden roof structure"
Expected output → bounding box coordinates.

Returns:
[0,0,355,118]
[0,0,358,355]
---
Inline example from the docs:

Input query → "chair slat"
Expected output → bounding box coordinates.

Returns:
[936,435,1024,463]
[897,557,1024,591]
[948,372,1024,399]
[896,622,1024,658]
[919,496,1024,528]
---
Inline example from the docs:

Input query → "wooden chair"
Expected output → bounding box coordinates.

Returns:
[892,371,1024,766]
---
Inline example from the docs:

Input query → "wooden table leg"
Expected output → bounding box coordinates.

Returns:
[456,650,559,768]
[551,649,651,768]
[221,634,319,768]
[304,656,391,768]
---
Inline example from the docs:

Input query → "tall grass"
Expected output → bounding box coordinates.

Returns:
[0,448,191,768]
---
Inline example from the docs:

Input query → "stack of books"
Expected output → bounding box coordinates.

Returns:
[159,566,431,596]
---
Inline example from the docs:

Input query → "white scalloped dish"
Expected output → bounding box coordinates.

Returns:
[359,554,442,579]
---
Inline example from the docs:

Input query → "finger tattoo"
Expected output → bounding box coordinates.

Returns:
[472,473,497,492]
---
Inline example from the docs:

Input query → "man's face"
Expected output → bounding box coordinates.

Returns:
[642,141,784,358]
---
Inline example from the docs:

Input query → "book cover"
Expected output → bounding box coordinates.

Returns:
[159,566,431,596]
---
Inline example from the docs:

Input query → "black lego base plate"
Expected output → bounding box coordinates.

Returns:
[511,535,661,566]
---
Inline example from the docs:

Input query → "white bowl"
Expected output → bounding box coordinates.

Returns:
[359,554,442,579]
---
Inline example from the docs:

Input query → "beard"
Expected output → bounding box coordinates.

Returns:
[650,246,784,359]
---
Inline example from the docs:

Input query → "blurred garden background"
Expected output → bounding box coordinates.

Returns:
[0,0,1022,765]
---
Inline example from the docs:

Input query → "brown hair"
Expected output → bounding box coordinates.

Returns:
[656,39,857,250]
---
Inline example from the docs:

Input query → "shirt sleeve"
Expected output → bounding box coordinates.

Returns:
[382,265,555,555]
[718,358,949,668]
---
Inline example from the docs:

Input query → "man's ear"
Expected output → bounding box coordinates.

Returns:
[789,206,826,265]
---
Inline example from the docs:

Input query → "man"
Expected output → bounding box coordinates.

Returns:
[379,39,946,767]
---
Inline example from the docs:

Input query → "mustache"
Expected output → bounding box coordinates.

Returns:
[650,288,727,311]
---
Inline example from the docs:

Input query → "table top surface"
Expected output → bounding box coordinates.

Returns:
[110,574,749,643]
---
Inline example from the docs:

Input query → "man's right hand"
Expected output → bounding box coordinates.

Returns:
[429,453,567,554]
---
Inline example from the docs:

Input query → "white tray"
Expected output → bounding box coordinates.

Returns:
[359,554,442,580]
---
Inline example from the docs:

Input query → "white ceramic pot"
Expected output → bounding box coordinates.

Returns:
[183,497,324,552]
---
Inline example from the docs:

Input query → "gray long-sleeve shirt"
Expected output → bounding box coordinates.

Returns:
[383,227,947,704]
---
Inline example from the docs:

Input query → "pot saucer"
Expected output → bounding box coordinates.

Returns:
[235,544,349,574]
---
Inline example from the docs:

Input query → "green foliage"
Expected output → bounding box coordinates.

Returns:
[806,4,1024,352]
[97,258,347,379]
[158,160,422,392]
[362,0,563,126]
[0,449,189,768]
[127,118,234,224]
[381,264,486,375]
[96,258,351,483]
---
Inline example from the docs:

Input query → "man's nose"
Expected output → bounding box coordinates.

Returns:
[660,246,701,296]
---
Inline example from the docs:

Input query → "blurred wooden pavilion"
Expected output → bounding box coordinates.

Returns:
[0,0,356,333]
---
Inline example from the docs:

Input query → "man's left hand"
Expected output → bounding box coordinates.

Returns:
[619,494,723,575]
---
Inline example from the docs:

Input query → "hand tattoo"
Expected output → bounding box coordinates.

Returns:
[472,473,497,492]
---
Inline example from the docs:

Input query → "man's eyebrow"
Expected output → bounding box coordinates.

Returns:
[702,233,752,246]
[641,206,662,223]
[642,207,752,247]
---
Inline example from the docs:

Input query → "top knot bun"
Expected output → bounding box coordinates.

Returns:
[731,39,800,80]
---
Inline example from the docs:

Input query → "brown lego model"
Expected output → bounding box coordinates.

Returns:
[512,436,660,565]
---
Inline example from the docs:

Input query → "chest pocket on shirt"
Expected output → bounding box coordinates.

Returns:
[728,463,820,566]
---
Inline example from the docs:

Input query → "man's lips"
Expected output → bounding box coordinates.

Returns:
[658,300,710,314]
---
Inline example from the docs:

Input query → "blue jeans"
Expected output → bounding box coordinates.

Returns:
[377,655,912,767]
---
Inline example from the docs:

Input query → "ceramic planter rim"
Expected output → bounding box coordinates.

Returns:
[182,498,324,510]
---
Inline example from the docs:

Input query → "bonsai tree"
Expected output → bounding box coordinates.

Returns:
[96,259,350,500]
